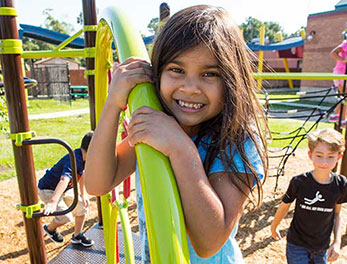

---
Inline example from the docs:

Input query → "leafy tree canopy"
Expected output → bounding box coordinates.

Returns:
[146,15,304,44]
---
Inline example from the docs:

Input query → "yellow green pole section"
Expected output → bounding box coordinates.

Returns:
[300,28,305,39]
[253,72,347,80]
[276,32,293,89]
[94,19,118,263]
[53,29,84,51]
[116,201,135,264]
[22,49,87,59]
[257,25,265,90]
[99,6,190,263]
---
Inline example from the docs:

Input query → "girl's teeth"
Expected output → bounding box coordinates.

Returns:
[178,100,203,109]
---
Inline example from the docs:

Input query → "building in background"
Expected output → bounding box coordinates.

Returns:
[301,0,347,88]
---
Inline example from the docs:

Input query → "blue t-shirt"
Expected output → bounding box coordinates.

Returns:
[136,136,264,263]
[38,148,84,192]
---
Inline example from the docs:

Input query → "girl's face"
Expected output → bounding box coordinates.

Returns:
[160,44,224,136]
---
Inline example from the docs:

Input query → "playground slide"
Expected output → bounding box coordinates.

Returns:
[19,23,154,48]
[247,36,304,51]
[19,24,84,48]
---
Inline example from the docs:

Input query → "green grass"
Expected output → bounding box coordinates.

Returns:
[258,91,335,108]
[27,98,89,114]
[0,114,91,181]
[268,119,335,149]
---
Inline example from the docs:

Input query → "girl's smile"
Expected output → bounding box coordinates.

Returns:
[160,44,224,135]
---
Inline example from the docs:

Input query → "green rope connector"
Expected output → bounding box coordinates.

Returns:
[106,60,113,70]
[84,47,96,58]
[16,202,44,218]
[84,25,97,32]
[7,131,36,146]
[84,69,95,78]
[0,7,17,16]
[114,199,128,209]
[0,39,22,54]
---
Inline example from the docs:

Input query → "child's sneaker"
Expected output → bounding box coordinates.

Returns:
[43,224,64,243]
[71,232,94,247]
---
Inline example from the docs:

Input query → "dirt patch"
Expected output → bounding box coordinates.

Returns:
[0,149,346,263]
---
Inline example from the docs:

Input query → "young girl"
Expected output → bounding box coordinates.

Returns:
[329,34,347,124]
[85,5,268,263]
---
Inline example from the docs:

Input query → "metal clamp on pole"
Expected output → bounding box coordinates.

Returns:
[84,47,96,58]
[0,39,22,54]
[20,138,80,218]
[84,69,95,78]
[16,202,44,218]
[6,131,36,146]
[84,25,97,32]
[0,7,17,16]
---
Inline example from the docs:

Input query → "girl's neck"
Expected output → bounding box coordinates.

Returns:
[312,170,333,184]
[181,125,200,137]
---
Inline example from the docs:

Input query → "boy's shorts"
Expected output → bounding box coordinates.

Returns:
[38,188,88,224]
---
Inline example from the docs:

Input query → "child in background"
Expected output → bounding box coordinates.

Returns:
[329,28,347,125]
[271,128,347,264]
[38,131,94,247]
[85,5,268,263]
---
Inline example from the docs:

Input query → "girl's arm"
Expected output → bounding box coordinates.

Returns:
[270,202,291,240]
[327,204,342,262]
[165,141,250,257]
[84,57,153,196]
[84,101,135,195]
[127,107,258,257]
[330,46,347,63]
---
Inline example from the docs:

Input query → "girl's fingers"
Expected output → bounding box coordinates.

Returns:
[126,67,153,79]
[128,130,147,147]
[132,106,155,115]
[121,57,150,67]
[113,62,119,69]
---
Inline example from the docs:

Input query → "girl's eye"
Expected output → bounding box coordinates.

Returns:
[203,72,220,77]
[170,67,184,74]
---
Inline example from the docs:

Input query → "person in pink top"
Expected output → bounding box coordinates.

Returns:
[329,31,347,125]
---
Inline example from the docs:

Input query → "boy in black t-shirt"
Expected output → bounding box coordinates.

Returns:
[271,128,347,264]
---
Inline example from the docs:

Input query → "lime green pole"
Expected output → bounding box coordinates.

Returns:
[96,6,190,263]
[116,201,135,264]
[94,13,117,264]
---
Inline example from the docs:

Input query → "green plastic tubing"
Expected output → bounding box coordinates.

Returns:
[98,6,190,263]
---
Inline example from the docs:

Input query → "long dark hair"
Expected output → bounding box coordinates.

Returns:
[151,5,268,206]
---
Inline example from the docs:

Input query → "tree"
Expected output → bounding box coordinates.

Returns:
[147,17,159,34]
[22,9,75,52]
[77,12,83,25]
[0,94,7,132]
[240,17,288,43]
[42,9,74,34]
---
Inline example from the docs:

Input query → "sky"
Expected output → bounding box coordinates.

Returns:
[15,0,340,37]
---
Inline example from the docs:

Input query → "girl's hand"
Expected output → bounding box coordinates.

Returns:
[108,57,153,111]
[127,106,191,157]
